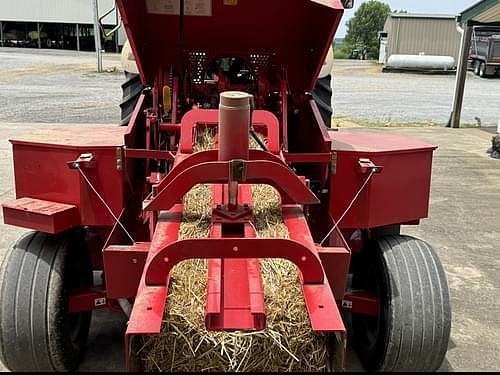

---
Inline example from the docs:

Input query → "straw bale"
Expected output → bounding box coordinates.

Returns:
[136,130,329,372]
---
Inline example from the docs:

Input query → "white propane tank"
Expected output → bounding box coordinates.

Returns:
[386,54,456,71]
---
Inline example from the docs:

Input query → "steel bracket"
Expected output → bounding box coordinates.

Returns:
[229,159,247,182]
[67,153,97,170]
[358,158,383,174]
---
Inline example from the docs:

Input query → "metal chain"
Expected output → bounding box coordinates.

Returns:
[76,166,135,243]
[320,169,376,246]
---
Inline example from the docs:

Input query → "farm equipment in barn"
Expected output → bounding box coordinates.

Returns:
[0,0,451,372]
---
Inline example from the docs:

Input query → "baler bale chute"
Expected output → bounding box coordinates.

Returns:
[0,0,451,372]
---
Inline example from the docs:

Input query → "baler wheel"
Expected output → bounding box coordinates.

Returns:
[479,62,488,78]
[474,60,481,76]
[0,231,93,372]
[352,235,451,372]
[312,75,333,128]
[120,72,144,126]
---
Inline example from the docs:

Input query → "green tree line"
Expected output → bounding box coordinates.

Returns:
[336,0,392,60]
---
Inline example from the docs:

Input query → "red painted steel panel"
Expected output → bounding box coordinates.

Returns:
[331,132,436,154]
[205,185,266,331]
[318,246,351,302]
[68,288,108,314]
[2,197,80,234]
[330,132,437,229]
[155,149,289,194]
[302,284,345,333]
[206,258,266,331]
[282,205,346,334]
[126,205,183,339]
[179,109,280,154]
[104,243,150,299]
[10,127,126,227]
[127,282,168,336]
[117,0,344,94]
[145,237,326,286]
[342,290,379,317]
[146,160,319,211]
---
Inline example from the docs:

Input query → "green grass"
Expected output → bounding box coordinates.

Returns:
[334,47,350,60]
[332,117,452,128]
[333,41,351,60]
[370,61,384,68]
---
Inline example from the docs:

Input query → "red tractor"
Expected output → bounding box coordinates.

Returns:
[0,0,450,372]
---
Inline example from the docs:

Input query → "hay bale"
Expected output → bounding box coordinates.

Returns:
[136,130,329,372]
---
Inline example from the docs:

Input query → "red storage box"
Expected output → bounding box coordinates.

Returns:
[329,132,437,229]
[8,126,126,228]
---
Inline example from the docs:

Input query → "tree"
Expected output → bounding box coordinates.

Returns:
[344,0,391,60]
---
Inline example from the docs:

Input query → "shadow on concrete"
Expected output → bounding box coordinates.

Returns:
[79,310,127,372]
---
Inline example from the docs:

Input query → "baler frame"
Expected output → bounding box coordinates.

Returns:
[0,0,451,372]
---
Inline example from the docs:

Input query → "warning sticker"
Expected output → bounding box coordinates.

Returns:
[146,0,212,17]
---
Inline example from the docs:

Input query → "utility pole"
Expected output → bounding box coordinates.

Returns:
[0,21,4,47]
[450,24,473,129]
[37,23,42,49]
[92,0,103,72]
[76,24,80,52]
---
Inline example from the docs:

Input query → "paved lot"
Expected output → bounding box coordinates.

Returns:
[0,49,499,372]
[367,127,500,372]
[333,60,500,127]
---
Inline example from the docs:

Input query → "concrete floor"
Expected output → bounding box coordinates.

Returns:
[364,126,500,372]
[0,48,499,372]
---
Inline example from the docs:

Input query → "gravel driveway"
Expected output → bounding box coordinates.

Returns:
[333,60,500,127]
[0,48,123,125]
[2,50,498,128]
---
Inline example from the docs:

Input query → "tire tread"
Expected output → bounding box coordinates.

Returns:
[354,235,451,372]
[0,231,91,372]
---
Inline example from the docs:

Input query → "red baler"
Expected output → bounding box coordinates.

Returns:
[0,0,451,372]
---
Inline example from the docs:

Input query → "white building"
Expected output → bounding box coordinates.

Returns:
[0,0,120,51]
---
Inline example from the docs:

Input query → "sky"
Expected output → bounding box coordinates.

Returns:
[337,0,477,37]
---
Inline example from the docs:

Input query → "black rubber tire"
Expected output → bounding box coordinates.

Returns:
[479,62,487,78]
[0,231,93,372]
[120,72,144,126]
[352,235,451,372]
[312,75,333,128]
[474,60,480,76]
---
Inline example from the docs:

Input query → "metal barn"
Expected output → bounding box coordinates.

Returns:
[383,13,461,62]
[0,0,119,51]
